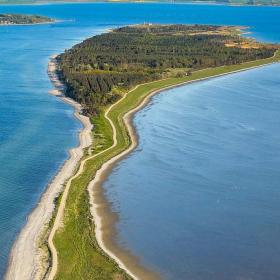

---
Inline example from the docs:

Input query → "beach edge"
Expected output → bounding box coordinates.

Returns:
[6,47,280,280]
[87,57,280,280]
[5,55,93,280]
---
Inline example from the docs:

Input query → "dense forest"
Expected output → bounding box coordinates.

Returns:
[57,24,277,114]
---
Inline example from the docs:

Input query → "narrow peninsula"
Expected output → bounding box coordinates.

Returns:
[0,14,54,25]
[7,24,280,280]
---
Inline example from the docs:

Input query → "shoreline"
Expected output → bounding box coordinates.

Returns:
[5,55,93,280]
[1,1,280,7]
[0,20,59,26]
[87,59,280,279]
[5,49,280,280]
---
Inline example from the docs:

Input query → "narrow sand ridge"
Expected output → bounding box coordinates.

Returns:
[5,56,92,280]
[47,83,141,280]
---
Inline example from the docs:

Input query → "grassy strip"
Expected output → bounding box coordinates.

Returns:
[53,51,280,280]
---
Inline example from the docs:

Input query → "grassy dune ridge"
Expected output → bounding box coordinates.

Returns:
[52,49,280,279]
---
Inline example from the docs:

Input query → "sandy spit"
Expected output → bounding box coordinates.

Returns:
[5,52,278,280]
[5,55,92,280]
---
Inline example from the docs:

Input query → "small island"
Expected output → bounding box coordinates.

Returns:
[0,14,54,25]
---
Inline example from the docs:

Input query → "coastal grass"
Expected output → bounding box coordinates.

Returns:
[90,113,113,155]
[53,50,280,280]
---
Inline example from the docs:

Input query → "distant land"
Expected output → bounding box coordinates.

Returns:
[0,14,54,25]
[0,0,280,6]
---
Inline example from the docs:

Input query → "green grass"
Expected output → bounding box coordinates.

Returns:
[53,50,280,280]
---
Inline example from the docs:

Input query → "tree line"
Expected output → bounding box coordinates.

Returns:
[57,24,276,114]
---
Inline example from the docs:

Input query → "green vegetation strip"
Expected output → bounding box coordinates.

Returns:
[53,50,280,280]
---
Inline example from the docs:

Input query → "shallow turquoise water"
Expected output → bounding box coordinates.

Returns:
[0,2,279,279]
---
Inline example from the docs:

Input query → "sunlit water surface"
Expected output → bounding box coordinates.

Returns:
[0,2,279,279]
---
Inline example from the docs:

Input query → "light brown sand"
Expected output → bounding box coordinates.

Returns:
[5,55,92,280]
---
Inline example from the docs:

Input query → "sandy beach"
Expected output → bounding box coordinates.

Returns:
[5,55,92,280]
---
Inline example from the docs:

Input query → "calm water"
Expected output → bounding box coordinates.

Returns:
[0,3,279,279]
[105,64,280,279]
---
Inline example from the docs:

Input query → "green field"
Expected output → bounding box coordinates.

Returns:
[51,50,280,280]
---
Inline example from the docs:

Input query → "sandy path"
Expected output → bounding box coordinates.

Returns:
[5,57,92,280]
[46,82,139,279]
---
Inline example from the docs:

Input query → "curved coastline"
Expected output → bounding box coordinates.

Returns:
[87,58,280,280]
[5,48,280,280]
[5,55,93,280]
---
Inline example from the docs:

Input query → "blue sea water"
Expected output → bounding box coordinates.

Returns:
[0,2,279,279]
[104,64,280,280]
